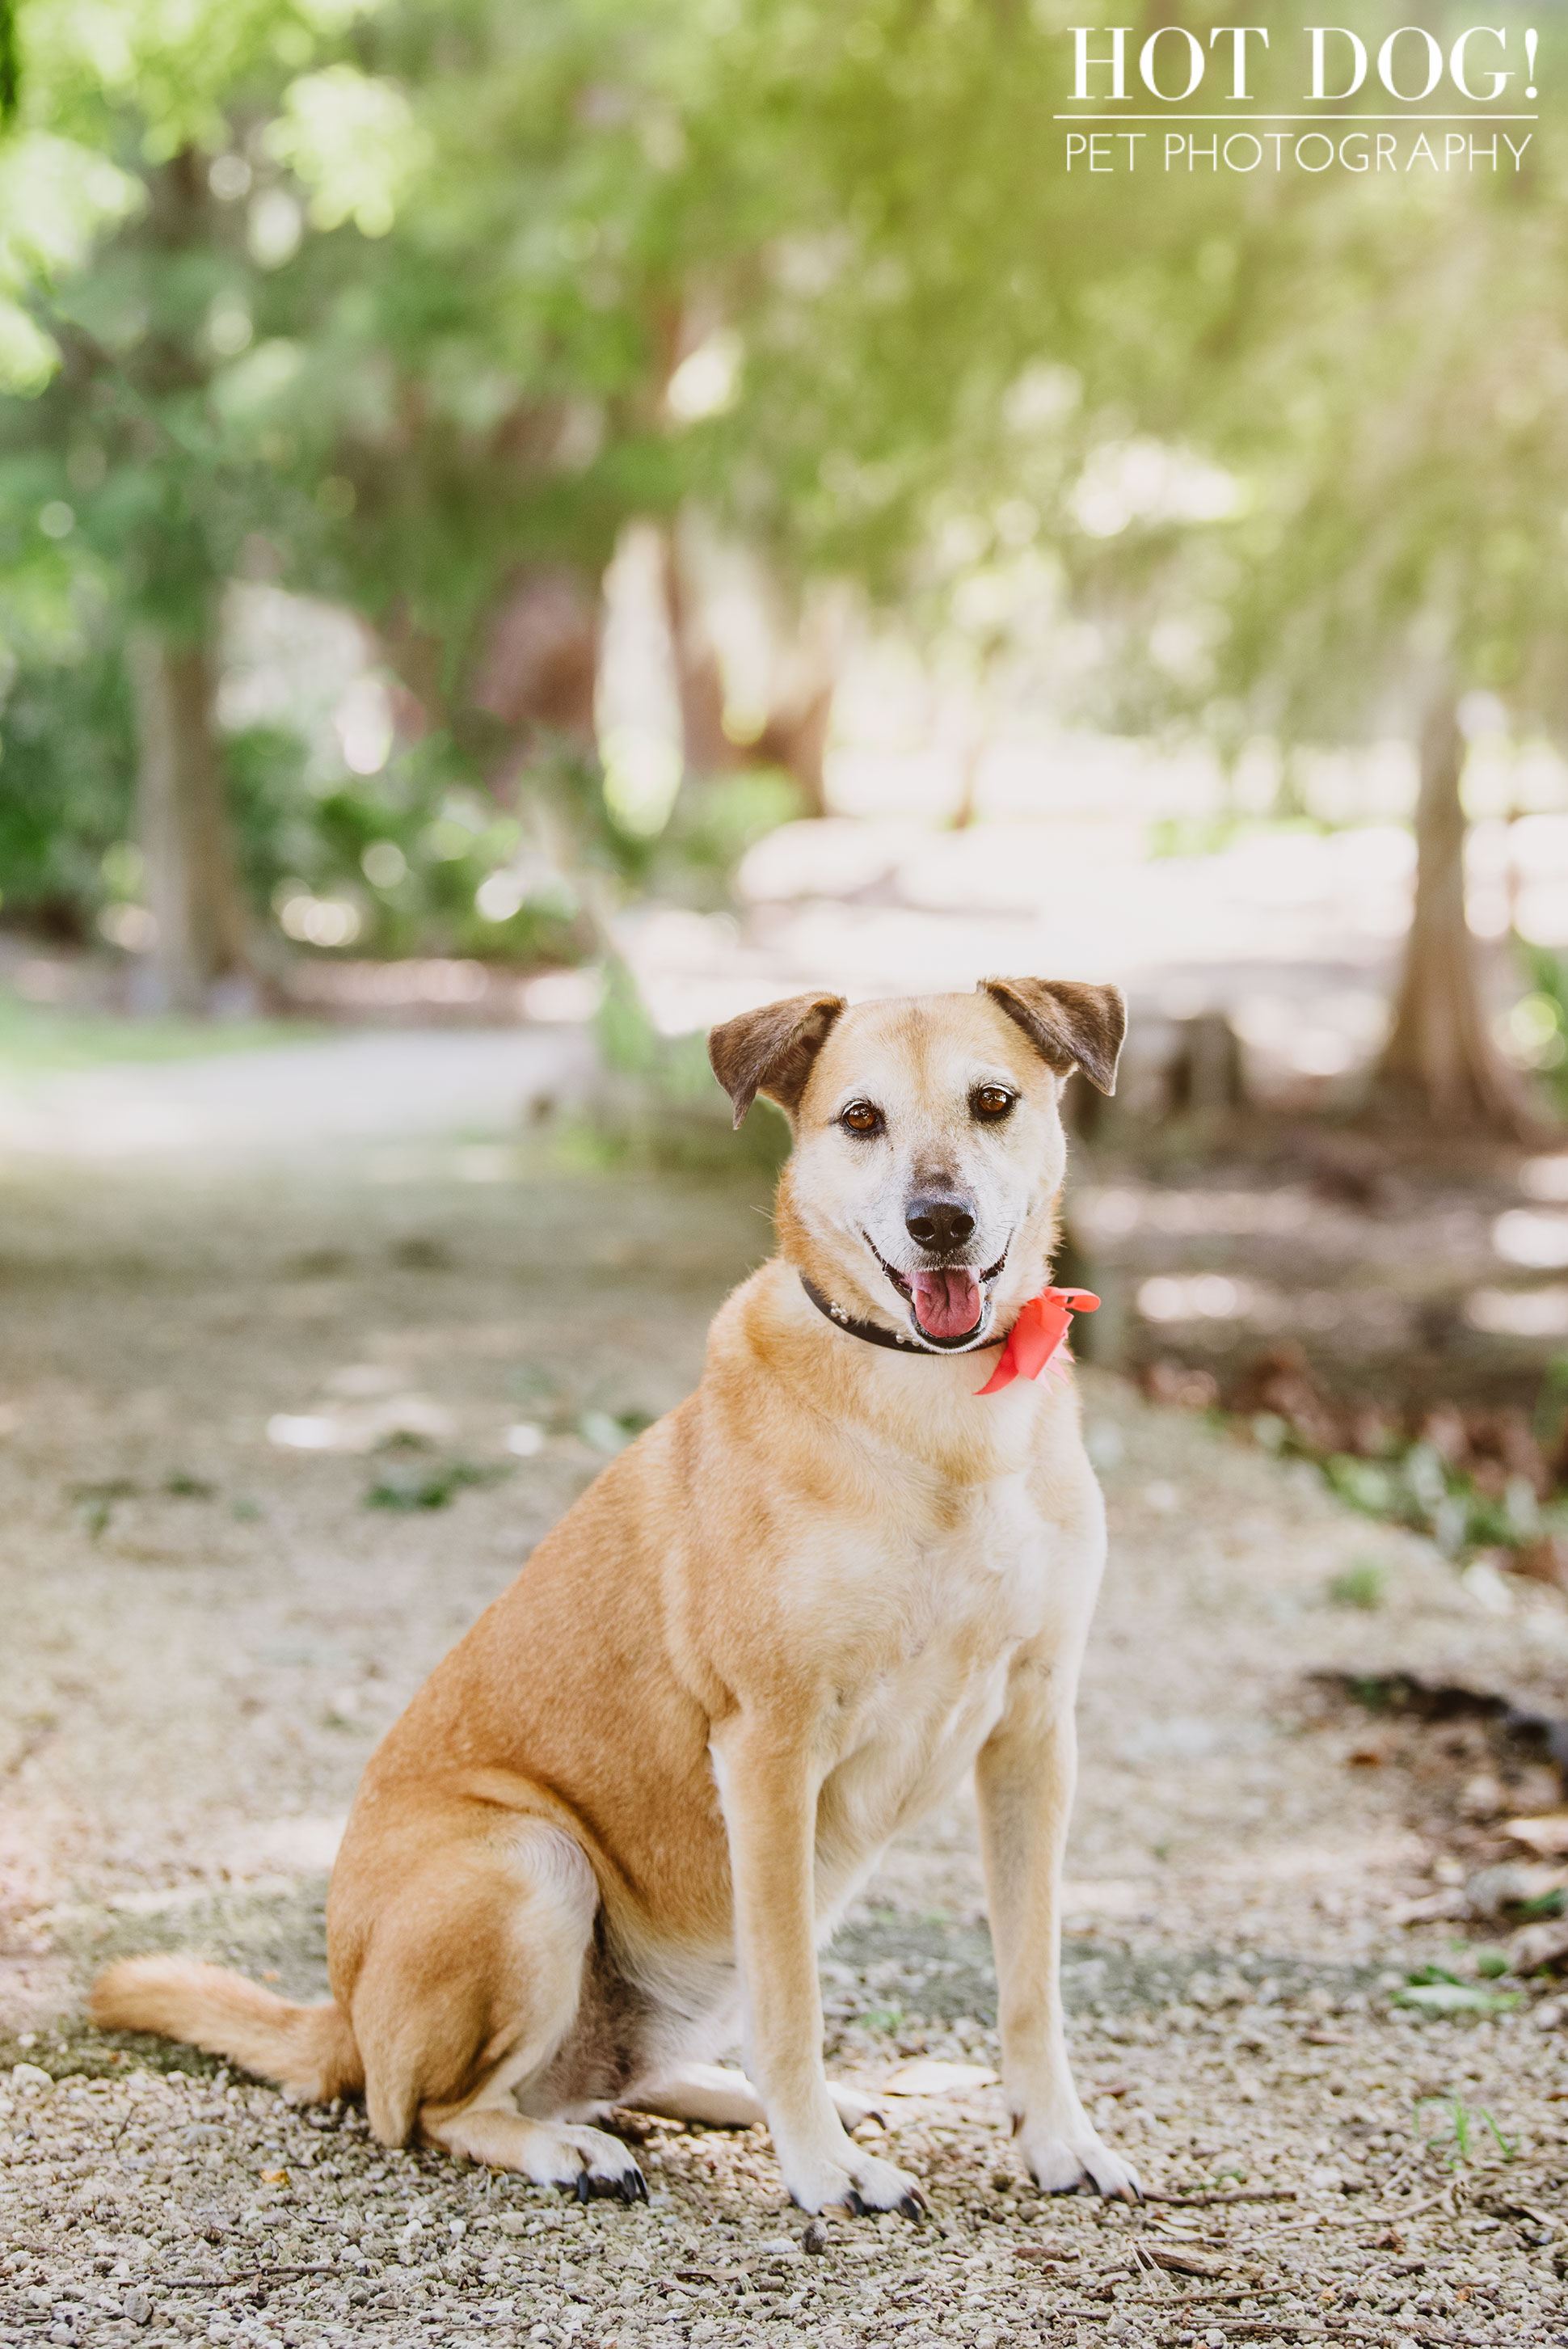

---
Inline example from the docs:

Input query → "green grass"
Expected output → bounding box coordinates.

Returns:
[1326,1557,1388,1610]
[0,986,314,1075]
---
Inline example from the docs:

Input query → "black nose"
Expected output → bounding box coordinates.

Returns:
[904,1195,977,1252]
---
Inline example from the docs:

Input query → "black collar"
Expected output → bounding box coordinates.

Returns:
[799,1274,997,1358]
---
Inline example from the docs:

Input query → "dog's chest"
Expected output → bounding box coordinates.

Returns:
[813,1475,1058,1870]
[883,1470,1056,1659]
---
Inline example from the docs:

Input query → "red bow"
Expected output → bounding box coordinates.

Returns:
[975,1288,1099,1397]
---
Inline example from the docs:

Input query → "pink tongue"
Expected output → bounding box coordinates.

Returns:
[911,1268,982,1339]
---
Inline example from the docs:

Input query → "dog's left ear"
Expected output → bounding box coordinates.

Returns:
[980,976,1126,1095]
[709,991,848,1128]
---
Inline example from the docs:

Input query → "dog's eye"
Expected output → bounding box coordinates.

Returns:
[972,1086,1015,1121]
[840,1100,883,1136]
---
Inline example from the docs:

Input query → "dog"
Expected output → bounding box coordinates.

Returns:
[94,976,1140,2214]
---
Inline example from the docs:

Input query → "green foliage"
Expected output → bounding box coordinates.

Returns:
[365,1453,508,1511]
[1314,1435,1555,1566]
[6,0,1566,994]
[650,771,803,908]
[0,630,133,930]
[1412,2090,1518,2157]
[0,1,17,127]
[1513,942,1568,1106]
[1398,1983,1521,2021]
[576,1407,653,1457]
[1326,1558,1387,1613]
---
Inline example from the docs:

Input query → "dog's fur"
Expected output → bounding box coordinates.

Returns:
[94,980,1139,2212]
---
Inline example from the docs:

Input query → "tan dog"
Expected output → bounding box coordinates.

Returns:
[95,978,1139,2214]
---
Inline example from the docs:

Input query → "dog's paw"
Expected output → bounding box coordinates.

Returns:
[425,2111,648,2201]
[828,2082,885,2132]
[785,2145,927,2219]
[546,2123,650,2204]
[1018,2120,1141,2203]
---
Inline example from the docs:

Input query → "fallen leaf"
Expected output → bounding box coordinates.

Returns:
[259,2167,289,2185]
[1510,1917,1568,1974]
[1514,1534,1568,1592]
[1504,1812,1568,1858]
[1389,1889,1469,1925]
[1137,2245,1229,2278]
[882,2060,998,2096]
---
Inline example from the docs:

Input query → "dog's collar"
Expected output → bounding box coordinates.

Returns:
[799,1274,982,1356]
[799,1274,1101,1394]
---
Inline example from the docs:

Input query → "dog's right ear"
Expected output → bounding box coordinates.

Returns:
[708,992,847,1128]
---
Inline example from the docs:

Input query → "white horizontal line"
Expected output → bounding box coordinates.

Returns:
[1054,114,1539,121]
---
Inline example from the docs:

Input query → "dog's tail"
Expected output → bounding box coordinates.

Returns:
[91,1956,363,2103]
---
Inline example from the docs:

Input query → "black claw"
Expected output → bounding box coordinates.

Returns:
[1094,2173,1141,2204]
[897,2191,928,2221]
[575,2170,592,2202]
[635,2173,650,2203]
[844,2190,866,2218]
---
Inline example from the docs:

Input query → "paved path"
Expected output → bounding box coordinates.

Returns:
[0,1026,596,1162]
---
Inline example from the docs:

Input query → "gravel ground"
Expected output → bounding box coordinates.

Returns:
[3,1127,1568,2346]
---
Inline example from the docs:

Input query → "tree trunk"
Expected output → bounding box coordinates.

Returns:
[130,631,250,1014]
[1374,695,1533,1132]
[753,682,832,818]
[655,525,835,813]
[466,571,601,748]
[658,531,735,776]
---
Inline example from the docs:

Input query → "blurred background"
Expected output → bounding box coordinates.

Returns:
[10,13,1568,2291]
[4,0,1568,1596]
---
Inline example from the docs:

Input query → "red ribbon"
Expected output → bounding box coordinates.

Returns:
[974,1288,1099,1397]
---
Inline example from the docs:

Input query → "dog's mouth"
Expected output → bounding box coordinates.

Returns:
[863,1234,1009,1347]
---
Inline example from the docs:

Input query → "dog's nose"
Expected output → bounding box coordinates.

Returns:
[904,1195,976,1252]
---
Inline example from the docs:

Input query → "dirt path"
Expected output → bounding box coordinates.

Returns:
[2,1121,1567,2346]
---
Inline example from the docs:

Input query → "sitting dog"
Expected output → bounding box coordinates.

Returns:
[94,977,1140,2213]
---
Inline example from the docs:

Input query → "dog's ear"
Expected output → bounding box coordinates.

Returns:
[709,992,847,1128]
[980,976,1126,1095]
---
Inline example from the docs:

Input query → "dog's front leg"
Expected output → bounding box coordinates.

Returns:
[713,1723,925,2218]
[976,1691,1141,2201]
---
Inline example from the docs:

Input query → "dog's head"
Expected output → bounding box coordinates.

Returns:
[709,980,1124,1353]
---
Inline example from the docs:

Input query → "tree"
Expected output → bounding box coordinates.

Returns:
[950,9,1568,1133]
[10,0,1557,1091]
[0,0,407,1002]
[685,0,1561,1130]
[1380,698,1532,1128]
[2,0,886,984]
[1181,150,1567,1134]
